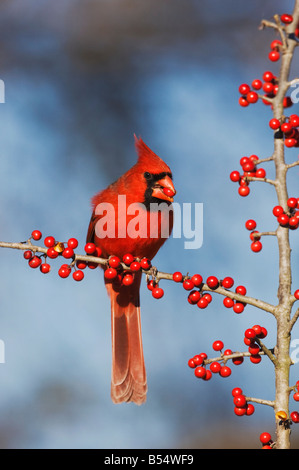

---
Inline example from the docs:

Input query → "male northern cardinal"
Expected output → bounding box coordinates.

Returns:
[86,136,176,404]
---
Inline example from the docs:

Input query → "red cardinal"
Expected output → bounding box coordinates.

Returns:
[86,135,176,404]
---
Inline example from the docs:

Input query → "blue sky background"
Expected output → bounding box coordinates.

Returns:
[0,0,298,449]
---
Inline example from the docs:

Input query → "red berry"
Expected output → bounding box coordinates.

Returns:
[203,370,212,381]
[281,122,293,134]
[130,261,141,272]
[289,217,299,228]
[245,328,256,339]
[251,241,263,252]
[239,96,249,107]
[278,214,289,226]
[257,327,268,339]
[245,219,257,231]
[239,83,250,95]
[250,354,262,364]
[188,358,196,368]
[28,256,42,268]
[232,356,244,366]
[23,250,33,260]
[40,263,51,274]
[147,280,156,291]
[58,265,71,278]
[268,50,280,62]
[197,297,209,309]
[73,270,84,281]
[232,387,243,397]
[193,354,205,365]
[44,236,56,248]
[46,247,59,259]
[188,290,201,304]
[294,290,299,300]
[270,39,282,50]
[287,197,298,209]
[183,279,194,291]
[67,238,78,249]
[223,297,234,308]
[194,366,206,379]
[122,273,134,286]
[191,274,203,287]
[210,361,222,373]
[251,324,262,335]
[283,96,293,108]
[293,392,299,402]
[290,114,299,127]
[230,171,241,182]
[250,230,261,241]
[255,168,266,178]
[285,138,297,147]
[206,276,219,289]
[76,260,87,270]
[62,247,74,259]
[248,343,260,355]
[234,395,247,407]
[273,205,284,217]
[31,230,42,241]
[224,348,233,355]
[108,256,121,268]
[85,242,96,254]
[246,403,255,416]
[212,340,224,351]
[263,71,274,82]
[222,277,234,289]
[238,186,250,197]
[104,267,118,280]
[140,258,151,270]
[260,432,272,444]
[233,303,245,314]
[252,79,262,90]
[269,118,280,130]
[280,14,293,24]
[219,366,231,377]
[202,293,212,304]
[234,406,247,416]
[291,411,299,423]
[173,271,183,282]
[236,285,247,295]
[247,91,258,103]
[122,253,134,265]
[152,286,164,299]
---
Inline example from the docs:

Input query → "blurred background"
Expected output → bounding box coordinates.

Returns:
[0,0,298,449]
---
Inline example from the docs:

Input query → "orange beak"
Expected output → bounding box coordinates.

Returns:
[152,175,176,202]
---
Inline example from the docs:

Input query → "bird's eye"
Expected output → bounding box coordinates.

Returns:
[144,172,152,180]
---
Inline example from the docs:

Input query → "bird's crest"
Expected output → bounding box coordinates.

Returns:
[134,134,171,174]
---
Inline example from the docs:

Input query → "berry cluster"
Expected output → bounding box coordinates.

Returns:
[272,198,299,229]
[243,325,267,364]
[188,325,268,389]
[172,272,212,309]
[230,155,266,198]
[244,219,263,253]
[232,387,255,417]
[269,114,299,148]
[103,251,154,291]
[24,230,87,281]
[238,68,293,110]
[188,339,250,383]
[223,284,247,314]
